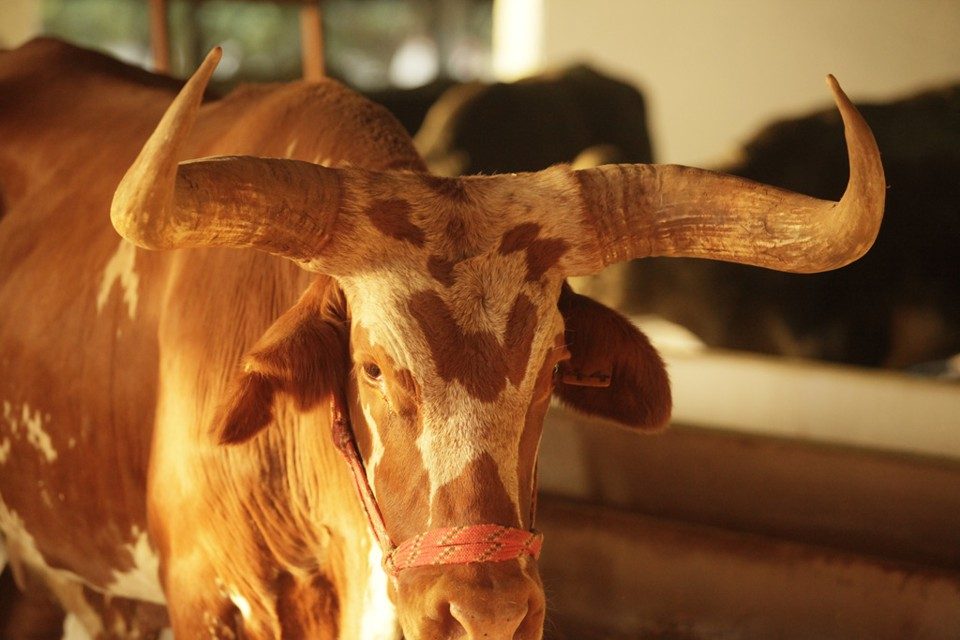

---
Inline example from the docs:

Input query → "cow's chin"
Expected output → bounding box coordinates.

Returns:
[392,559,545,640]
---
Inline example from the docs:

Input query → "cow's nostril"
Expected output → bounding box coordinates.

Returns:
[448,600,528,639]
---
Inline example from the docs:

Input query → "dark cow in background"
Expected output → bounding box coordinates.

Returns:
[609,83,960,369]
[414,65,654,176]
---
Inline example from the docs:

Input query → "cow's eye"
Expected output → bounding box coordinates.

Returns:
[362,362,383,381]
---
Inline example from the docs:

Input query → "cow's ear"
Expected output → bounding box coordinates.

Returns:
[554,284,671,431]
[213,276,349,445]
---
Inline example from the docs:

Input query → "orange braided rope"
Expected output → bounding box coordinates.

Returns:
[386,524,543,575]
[333,412,543,576]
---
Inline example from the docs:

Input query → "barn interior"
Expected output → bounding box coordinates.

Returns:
[1,1,959,638]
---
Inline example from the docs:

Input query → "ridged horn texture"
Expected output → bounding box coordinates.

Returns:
[110,47,342,263]
[573,75,885,274]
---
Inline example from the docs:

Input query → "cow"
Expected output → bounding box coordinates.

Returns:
[414,64,654,176]
[0,38,883,639]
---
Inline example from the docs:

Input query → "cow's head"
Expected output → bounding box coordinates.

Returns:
[111,49,884,639]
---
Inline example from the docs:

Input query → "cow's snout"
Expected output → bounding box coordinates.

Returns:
[397,560,545,639]
[448,598,531,638]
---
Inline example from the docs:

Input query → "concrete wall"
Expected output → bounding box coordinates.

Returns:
[0,0,41,48]
[535,0,960,165]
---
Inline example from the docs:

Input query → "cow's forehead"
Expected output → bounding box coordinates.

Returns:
[340,255,565,396]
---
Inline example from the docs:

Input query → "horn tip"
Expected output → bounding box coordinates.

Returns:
[198,47,223,76]
[825,73,841,94]
[825,74,847,102]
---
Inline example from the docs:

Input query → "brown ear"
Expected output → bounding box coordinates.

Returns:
[213,276,349,444]
[554,284,671,431]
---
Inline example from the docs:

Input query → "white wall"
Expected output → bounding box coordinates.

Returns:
[537,0,960,165]
[0,0,41,48]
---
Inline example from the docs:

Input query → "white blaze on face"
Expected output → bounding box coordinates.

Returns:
[107,527,166,604]
[3,401,58,462]
[97,239,140,319]
[417,402,523,526]
[362,402,386,491]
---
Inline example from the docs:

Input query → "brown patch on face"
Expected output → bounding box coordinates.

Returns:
[445,216,467,242]
[499,223,570,282]
[366,198,425,247]
[364,394,431,542]
[499,223,541,256]
[421,174,471,202]
[427,255,457,287]
[431,453,519,528]
[408,291,537,402]
[525,238,569,281]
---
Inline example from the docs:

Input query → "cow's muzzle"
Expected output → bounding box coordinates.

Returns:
[395,561,546,640]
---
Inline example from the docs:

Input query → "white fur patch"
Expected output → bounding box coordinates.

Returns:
[0,437,10,463]
[62,614,93,640]
[229,591,253,620]
[0,500,104,636]
[362,402,386,491]
[3,401,58,462]
[107,527,166,604]
[417,385,523,527]
[359,542,399,640]
[97,239,140,319]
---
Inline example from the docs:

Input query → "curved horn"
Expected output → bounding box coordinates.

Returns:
[573,75,885,274]
[111,47,342,263]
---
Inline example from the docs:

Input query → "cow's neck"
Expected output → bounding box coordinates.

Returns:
[149,251,398,636]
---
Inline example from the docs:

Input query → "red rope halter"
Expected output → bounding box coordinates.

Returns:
[333,413,542,577]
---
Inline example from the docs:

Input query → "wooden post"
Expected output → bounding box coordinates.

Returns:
[149,0,171,74]
[299,1,325,80]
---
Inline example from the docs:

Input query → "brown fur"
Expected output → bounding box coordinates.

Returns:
[366,198,427,247]
[556,284,672,430]
[499,222,571,282]
[214,276,349,444]
[420,174,472,202]
[426,254,458,287]
[407,290,538,402]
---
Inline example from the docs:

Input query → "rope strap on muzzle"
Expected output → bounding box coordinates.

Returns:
[333,412,543,577]
[386,524,543,575]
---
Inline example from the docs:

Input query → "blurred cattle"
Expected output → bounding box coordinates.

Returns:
[414,64,654,175]
[610,83,960,369]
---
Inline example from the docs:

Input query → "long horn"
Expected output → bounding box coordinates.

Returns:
[573,75,885,274]
[111,47,342,263]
